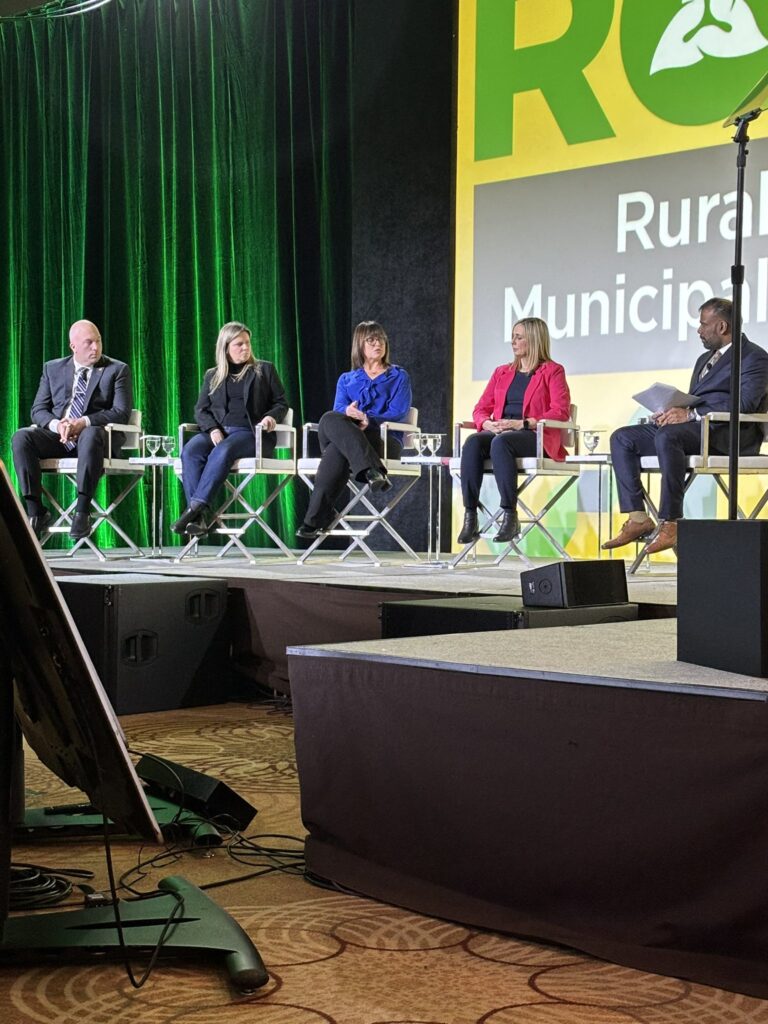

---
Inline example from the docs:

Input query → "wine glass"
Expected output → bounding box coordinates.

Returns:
[416,432,430,456]
[145,435,161,457]
[161,435,175,459]
[426,433,443,456]
[585,428,606,452]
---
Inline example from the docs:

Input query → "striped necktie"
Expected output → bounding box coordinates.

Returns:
[64,368,88,450]
[698,349,723,381]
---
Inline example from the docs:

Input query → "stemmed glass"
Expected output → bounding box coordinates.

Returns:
[161,435,175,459]
[416,432,430,456]
[426,433,443,456]
[583,430,601,454]
[145,435,161,457]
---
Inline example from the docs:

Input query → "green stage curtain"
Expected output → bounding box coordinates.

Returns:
[0,0,351,546]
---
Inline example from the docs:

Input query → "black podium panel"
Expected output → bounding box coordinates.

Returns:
[57,574,228,714]
[678,520,768,677]
[380,595,637,639]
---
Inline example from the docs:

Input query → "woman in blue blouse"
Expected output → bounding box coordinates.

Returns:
[296,321,412,539]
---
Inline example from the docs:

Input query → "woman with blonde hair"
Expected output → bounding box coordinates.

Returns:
[296,320,412,539]
[171,321,287,537]
[457,317,571,544]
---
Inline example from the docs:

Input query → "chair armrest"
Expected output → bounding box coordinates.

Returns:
[453,421,475,457]
[177,422,199,453]
[380,419,419,452]
[699,411,768,458]
[302,421,319,458]
[105,421,140,458]
[535,418,579,461]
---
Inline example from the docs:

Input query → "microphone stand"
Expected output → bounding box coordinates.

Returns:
[726,109,762,520]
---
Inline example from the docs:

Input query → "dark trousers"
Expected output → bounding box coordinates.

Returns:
[304,411,400,528]
[609,421,709,521]
[12,425,115,514]
[460,429,537,510]
[181,427,275,507]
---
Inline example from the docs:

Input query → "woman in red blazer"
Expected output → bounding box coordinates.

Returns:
[458,317,571,544]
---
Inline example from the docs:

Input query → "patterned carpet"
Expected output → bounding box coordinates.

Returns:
[5,701,768,1024]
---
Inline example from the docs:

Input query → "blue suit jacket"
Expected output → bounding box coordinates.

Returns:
[688,335,768,454]
[30,355,133,429]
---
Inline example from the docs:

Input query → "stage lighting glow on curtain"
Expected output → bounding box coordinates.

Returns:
[0,0,351,547]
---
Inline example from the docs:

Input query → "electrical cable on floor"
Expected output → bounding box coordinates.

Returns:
[102,817,186,989]
[9,862,95,909]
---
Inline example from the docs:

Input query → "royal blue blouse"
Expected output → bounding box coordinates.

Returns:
[333,365,412,426]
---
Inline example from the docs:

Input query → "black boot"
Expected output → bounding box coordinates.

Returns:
[495,510,519,543]
[171,505,201,535]
[186,507,213,537]
[363,467,392,492]
[457,509,480,545]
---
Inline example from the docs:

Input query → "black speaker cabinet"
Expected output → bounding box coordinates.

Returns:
[678,520,768,677]
[136,754,256,831]
[381,595,638,638]
[520,560,628,608]
[57,573,228,714]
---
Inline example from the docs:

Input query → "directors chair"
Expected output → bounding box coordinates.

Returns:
[449,406,580,568]
[296,409,421,566]
[628,410,768,574]
[174,410,297,564]
[39,410,144,561]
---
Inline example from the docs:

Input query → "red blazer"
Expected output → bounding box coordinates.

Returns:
[472,360,571,461]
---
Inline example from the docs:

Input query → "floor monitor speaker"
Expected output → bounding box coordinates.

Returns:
[677,520,768,677]
[57,573,228,714]
[136,754,256,831]
[521,560,628,608]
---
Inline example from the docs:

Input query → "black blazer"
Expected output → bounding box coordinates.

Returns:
[689,335,768,454]
[31,355,133,429]
[194,361,288,433]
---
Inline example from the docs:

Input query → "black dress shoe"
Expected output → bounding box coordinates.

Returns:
[70,510,92,540]
[296,523,320,540]
[457,509,480,545]
[29,509,52,541]
[171,505,201,535]
[185,509,213,538]
[364,467,392,492]
[495,510,520,543]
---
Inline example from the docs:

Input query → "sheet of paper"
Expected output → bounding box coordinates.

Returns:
[631,383,702,414]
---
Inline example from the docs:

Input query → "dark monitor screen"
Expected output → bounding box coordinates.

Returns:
[0,460,161,844]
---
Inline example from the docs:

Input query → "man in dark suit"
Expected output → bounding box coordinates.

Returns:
[603,297,768,554]
[12,320,133,540]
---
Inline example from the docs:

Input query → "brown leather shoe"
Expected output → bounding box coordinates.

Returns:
[601,516,655,550]
[644,520,678,555]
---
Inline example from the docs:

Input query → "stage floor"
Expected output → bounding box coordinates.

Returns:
[46,545,678,606]
[289,617,768,700]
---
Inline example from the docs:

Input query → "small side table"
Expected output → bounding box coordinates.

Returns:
[128,456,175,557]
[400,454,450,564]
[565,452,614,555]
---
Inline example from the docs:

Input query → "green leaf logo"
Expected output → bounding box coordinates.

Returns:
[622,0,768,124]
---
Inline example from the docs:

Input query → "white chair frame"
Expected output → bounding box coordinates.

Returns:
[449,408,580,568]
[628,411,768,574]
[296,410,421,566]
[173,412,297,564]
[39,410,144,562]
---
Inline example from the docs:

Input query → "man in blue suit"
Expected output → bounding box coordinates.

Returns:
[12,320,133,540]
[603,297,768,554]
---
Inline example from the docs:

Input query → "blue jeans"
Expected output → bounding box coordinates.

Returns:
[181,427,275,507]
